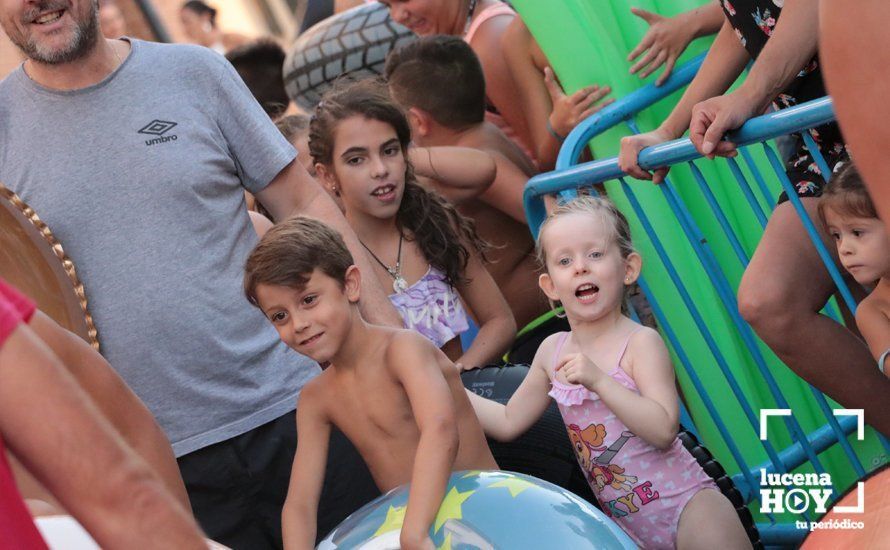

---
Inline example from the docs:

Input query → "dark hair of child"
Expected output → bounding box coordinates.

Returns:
[181,0,217,23]
[244,216,354,306]
[226,39,290,119]
[308,78,488,287]
[384,35,486,131]
[818,161,879,228]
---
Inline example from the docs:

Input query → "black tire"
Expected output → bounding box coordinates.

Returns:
[283,2,415,110]
[678,430,764,549]
[506,314,571,365]
[461,364,600,508]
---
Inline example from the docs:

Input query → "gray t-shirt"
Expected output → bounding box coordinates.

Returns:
[0,39,318,456]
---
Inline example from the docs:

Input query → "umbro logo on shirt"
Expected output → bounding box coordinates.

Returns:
[139,120,179,146]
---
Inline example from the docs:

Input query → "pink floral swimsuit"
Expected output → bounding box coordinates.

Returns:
[547,331,717,548]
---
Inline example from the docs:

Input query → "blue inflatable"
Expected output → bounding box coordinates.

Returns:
[316,470,636,549]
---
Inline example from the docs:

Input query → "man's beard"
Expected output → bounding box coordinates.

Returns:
[8,0,100,65]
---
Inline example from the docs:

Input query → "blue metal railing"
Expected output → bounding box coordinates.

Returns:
[524,58,888,546]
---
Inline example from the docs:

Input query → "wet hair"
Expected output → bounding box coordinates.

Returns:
[182,0,217,25]
[384,35,486,130]
[226,39,290,119]
[818,161,880,228]
[536,196,637,313]
[308,78,487,287]
[244,216,354,306]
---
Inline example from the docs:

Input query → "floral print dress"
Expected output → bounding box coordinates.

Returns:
[720,0,846,201]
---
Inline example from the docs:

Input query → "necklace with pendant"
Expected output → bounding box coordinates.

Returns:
[360,233,408,294]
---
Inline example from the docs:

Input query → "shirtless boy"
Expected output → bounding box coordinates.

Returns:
[243,217,498,550]
[385,35,549,328]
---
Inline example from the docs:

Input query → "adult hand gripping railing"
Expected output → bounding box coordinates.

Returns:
[525,67,888,545]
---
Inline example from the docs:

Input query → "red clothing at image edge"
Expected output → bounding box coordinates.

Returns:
[0,278,48,549]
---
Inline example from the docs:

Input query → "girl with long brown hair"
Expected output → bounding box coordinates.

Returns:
[309,79,515,368]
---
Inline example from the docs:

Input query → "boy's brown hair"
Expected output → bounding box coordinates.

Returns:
[244,216,354,306]
[818,161,879,228]
[384,35,486,131]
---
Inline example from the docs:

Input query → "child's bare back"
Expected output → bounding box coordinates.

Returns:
[454,122,549,328]
[305,327,497,490]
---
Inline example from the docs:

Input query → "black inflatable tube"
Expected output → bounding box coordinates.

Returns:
[283,2,415,110]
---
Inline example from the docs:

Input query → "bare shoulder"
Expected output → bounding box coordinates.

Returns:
[470,8,513,49]
[383,329,440,368]
[300,369,334,408]
[854,291,890,356]
[623,326,670,373]
[479,126,536,177]
[628,325,665,347]
[502,16,531,47]
[856,291,890,322]
[529,331,566,370]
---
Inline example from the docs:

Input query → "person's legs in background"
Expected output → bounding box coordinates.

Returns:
[737,200,890,436]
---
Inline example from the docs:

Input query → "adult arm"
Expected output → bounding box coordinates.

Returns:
[821,0,890,228]
[628,3,725,86]
[388,334,460,549]
[26,311,190,510]
[465,336,554,441]
[502,20,612,171]
[454,246,516,369]
[409,146,496,205]
[0,325,207,548]
[281,381,331,550]
[468,13,533,155]
[618,18,750,181]
[255,160,403,326]
[690,0,819,156]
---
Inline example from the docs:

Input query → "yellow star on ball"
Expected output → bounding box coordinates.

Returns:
[488,477,538,498]
[434,487,474,533]
[373,505,407,537]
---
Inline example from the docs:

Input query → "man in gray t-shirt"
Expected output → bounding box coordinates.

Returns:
[0,0,397,545]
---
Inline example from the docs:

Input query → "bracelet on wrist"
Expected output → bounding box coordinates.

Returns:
[546,119,567,142]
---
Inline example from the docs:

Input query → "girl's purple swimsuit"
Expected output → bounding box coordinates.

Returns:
[548,330,718,548]
[389,266,469,348]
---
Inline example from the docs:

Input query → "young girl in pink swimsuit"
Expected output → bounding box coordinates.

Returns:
[470,196,751,549]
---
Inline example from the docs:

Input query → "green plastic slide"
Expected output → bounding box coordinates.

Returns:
[511,0,883,519]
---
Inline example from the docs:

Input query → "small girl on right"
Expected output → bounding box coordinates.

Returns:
[469,196,750,549]
[819,162,890,375]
